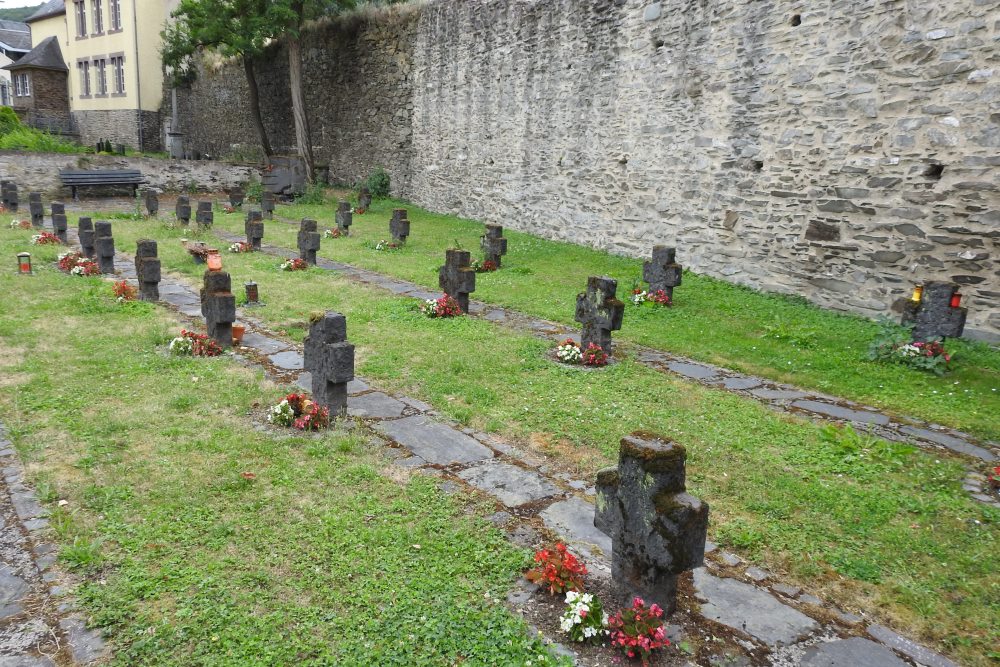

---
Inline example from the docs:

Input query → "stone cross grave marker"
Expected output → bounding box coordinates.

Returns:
[196,201,213,228]
[261,191,275,220]
[336,200,352,236]
[358,186,371,210]
[595,432,709,615]
[28,192,43,227]
[135,239,161,301]
[143,189,159,217]
[78,217,95,258]
[94,221,115,274]
[229,187,245,208]
[298,219,321,264]
[245,210,264,250]
[303,311,356,417]
[50,201,64,219]
[643,246,683,299]
[481,224,508,267]
[175,195,191,226]
[438,248,476,313]
[575,276,625,354]
[1,181,18,211]
[200,270,236,349]
[901,281,967,342]
[51,213,68,244]
[390,208,410,244]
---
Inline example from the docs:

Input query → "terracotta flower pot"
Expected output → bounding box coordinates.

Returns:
[232,324,246,345]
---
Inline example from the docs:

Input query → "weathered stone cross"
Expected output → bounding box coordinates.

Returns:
[175,196,191,226]
[298,219,321,264]
[358,186,372,210]
[901,281,967,342]
[200,270,235,349]
[196,201,213,228]
[643,246,683,299]
[390,208,410,244]
[28,192,43,227]
[481,224,508,267]
[575,276,625,354]
[94,221,115,274]
[261,191,275,220]
[135,239,161,301]
[229,187,245,208]
[51,213,68,244]
[336,200,352,236]
[1,181,18,211]
[245,210,264,250]
[595,432,709,615]
[143,189,159,217]
[438,249,476,313]
[78,217,95,258]
[303,311,356,417]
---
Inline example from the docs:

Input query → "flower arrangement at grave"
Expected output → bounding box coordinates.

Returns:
[182,239,210,262]
[419,295,463,318]
[581,343,609,367]
[559,591,610,644]
[31,231,61,245]
[555,339,582,364]
[324,228,343,239]
[222,204,236,214]
[868,322,952,376]
[608,597,669,666]
[112,280,137,302]
[280,258,309,271]
[8,219,30,230]
[353,206,366,215]
[987,466,1000,492]
[367,239,401,252]
[631,288,671,307]
[525,543,588,595]
[228,241,253,253]
[58,251,100,276]
[169,329,223,357]
[267,392,330,431]
[470,259,498,273]
[57,251,83,272]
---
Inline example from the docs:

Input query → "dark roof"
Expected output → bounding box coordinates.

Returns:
[0,20,31,52]
[26,0,65,24]
[3,36,66,72]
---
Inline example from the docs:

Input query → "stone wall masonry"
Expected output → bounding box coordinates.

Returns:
[174,0,1000,338]
[0,151,257,197]
[72,109,163,153]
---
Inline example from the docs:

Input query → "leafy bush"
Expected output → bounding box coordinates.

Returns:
[0,126,84,153]
[0,105,20,134]
[867,319,952,375]
[365,166,391,198]
[245,175,263,203]
[295,182,327,205]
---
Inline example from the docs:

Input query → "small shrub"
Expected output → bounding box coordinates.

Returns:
[245,176,263,204]
[868,319,952,375]
[525,543,587,595]
[0,126,83,154]
[365,166,391,199]
[608,597,669,665]
[295,182,327,205]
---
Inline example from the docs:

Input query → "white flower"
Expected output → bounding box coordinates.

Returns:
[581,593,593,604]
[565,591,579,603]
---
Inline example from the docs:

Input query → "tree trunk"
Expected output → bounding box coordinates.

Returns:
[287,36,315,183]
[243,55,274,159]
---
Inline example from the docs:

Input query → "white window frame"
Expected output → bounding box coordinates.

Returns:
[92,0,104,34]
[109,0,121,31]
[74,0,87,38]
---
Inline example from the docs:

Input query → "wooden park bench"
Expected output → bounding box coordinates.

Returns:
[58,168,146,200]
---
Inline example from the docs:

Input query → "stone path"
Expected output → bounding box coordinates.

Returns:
[0,424,107,666]
[92,235,960,667]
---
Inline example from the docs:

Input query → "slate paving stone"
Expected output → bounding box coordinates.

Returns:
[800,637,908,667]
[268,351,304,370]
[745,566,769,582]
[11,494,45,521]
[457,462,560,507]
[294,373,311,392]
[0,656,57,667]
[771,583,801,598]
[692,568,818,646]
[899,426,996,461]
[0,567,28,605]
[866,624,959,667]
[483,309,507,322]
[179,305,203,318]
[791,399,890,426]
[798,593,823,606]
[374,416,493,465]
[240,332,290,355]
[348,378,370,395]
[348,392,408,419]
[58,616,107,664]
[750,388,809,400]
[667,361,719,380]
[719,552,742,567]
[721,376,763,390]
[0,602,23,619]
[539,498,612,558]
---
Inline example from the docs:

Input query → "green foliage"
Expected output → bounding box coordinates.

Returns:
[245,175,264,203]
[0,5,43,21]
[868,319,952,376]
[0,106,21,134]
[0,125,84,154]
[294,182,327,205]
[365,166,391,198]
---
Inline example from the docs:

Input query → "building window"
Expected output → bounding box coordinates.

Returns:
[92,0,104,34]
[109,0,121,31]
[94,58,107,95]
[13,73,29,97]
[111,56,125,94]
[78,61,92,97]
[74,1,87,38]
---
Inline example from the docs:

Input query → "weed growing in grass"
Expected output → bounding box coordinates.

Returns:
[61,536,105,572]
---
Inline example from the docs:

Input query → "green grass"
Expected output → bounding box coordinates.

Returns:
[210,193,1000,440]
[0,233,565,665]
[0,126,85,153]
[74,217,1000,665]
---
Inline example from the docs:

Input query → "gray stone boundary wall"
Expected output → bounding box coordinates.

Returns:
[180,0,998,338]
[0,150,256,197]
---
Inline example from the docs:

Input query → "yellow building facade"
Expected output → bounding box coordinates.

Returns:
[24,0,179,150]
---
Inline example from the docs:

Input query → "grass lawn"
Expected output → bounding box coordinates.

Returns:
[210,192,999,441]
[0,234,565,665]
[50,216,1000,665]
